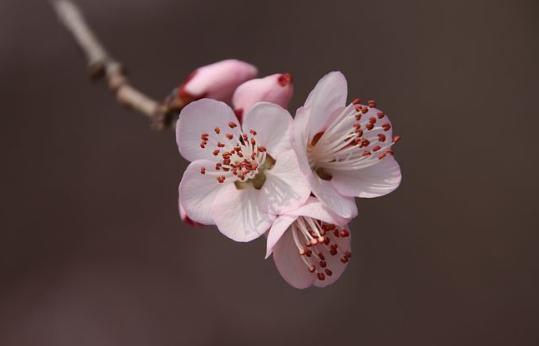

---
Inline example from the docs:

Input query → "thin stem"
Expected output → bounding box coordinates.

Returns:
[51,0,182,129]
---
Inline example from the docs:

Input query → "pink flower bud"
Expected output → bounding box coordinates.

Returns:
[232,73,294,121]
[178,59,258,104]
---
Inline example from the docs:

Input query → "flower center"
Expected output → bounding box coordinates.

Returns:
[291,216,351,281]
[307,99,400,179]
[197,121,275,189]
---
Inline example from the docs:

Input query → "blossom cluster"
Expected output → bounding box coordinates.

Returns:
[175,60,401,288]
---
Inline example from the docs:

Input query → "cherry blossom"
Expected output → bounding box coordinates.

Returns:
[177,99,310,241]
[293,72,401,218]
[266,197,352,288]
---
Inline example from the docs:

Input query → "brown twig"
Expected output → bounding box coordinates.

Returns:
[51,0,182,129]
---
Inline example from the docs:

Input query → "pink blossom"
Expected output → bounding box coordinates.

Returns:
[232,73,294,121]
[265,197,352,289]
[178,59,258,104]
[176,99,310,242]
[293,71,402,219]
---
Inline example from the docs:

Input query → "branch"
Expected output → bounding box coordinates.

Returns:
[51,0,182,129]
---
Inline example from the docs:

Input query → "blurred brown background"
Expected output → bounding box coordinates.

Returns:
[1,0,538,345]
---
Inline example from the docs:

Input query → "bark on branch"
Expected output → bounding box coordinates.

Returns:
[51,0,183,129]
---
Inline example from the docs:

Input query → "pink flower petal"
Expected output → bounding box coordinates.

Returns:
[176,99,241,162]
[332,156,402,198]
[179,160,226,225]
[309,174,358,219]
[212,183,274,242]
[179,59,258,103]
[265,215,297,258]
[242,102,292,157]
[287,196,350,226]
[303,71,348,137]
[272,228,316,289]
[257,149,311,215]
[232,73,294,118]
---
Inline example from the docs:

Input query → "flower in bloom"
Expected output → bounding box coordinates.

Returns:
[265,197,352,288]
[232,73,294,121]
[178,59,258,104]
[293,72,402,218]
[176,99,310,242]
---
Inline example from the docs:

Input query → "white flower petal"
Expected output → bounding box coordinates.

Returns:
[304,71,348,136]
[272,228,316,289]
[287,196,350,226]
[331,156,402,198]
[310,174,358,219]
[179,160,225,225]
[176,99,241,162]
[265,215,297,259]
[212,183,274,242]
[257,149,311,215]
[242,102,293,156]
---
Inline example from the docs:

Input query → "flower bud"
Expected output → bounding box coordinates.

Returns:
[178,59,258,104]
[232,73,294,121]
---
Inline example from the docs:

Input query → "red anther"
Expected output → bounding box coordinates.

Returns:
[361,107,369,114]
[377,133,386,142]
[251,153,256,160]
[317,272,326,281]
[217,142,225,148]
[250,138,256,145]
[355,130,363,137]
[352,97,361,104]
[369,116,377,124]
[361,139,370,148]
[344,251,352,258]
[201,133,209,139]
[200,144,206,149]
[214,127,220,134]
[217,176,225,183]
[366,123,374,130]
[318,253,325,261]
[200,167,206,175]
[251,163,258,170]
[325,269,333,276]
[377,111,385,119]
[212,149,220,156]
[340,256,349,263]
[393,135,401,143]
[326,224,336,230]
[215,163,222,170]
[368,99,376,108]
[378,153,386,160]
[362,151,371,157]
[330,247,337,256]
[324,237,330,245]
[242,134,248,140]
[339,229,350,237]
[250,129,257,135]
[334,229,340,237]
[372,145,381,152]
[278,73,293,86]
[237,152,244,158]
[355,113,362,121]
[258,146,267,152]
[319,260,327,268]
[228,122,238,128]
[226,133,233,140]
[305,249,312,257]
[382,123,392,131]
[308,266,316,273]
